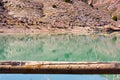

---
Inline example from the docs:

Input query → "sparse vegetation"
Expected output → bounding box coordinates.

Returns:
[64,0,72,3]
[0,0,120,33]
[112,16,118,21]
[81,0,88,3]
[52,5,57,8]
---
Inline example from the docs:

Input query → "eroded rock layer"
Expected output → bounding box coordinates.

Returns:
[0,0,120,32]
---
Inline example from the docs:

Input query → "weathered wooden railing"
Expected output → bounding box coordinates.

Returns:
[0,61,120,74]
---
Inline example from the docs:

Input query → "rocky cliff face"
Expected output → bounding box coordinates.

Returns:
[2,0,44,19]
[87,0,120,20]
[0,0,119,32]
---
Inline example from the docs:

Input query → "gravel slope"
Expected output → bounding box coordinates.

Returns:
[0,0,120,33]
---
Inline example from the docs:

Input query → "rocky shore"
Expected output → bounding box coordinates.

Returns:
[0,0,120,33]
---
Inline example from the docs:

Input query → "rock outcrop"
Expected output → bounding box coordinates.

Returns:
[0,0,119,32]
[87,0,120,20]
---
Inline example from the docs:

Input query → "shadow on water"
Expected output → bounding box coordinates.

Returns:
[0,33,120,61]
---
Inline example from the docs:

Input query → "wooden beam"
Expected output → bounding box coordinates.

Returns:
[0,61,120,74]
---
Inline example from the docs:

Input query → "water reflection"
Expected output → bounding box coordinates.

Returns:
[0,34,120,61]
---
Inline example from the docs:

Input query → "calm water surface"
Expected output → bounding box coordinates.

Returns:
[0,34,120,61]
[0,33,120,80]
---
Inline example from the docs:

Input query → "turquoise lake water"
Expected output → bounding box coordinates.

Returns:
[0,34,120,61]
[0,33,120,80]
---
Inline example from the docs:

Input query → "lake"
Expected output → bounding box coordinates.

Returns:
[0,33,120,80]
[0,33,120,61]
